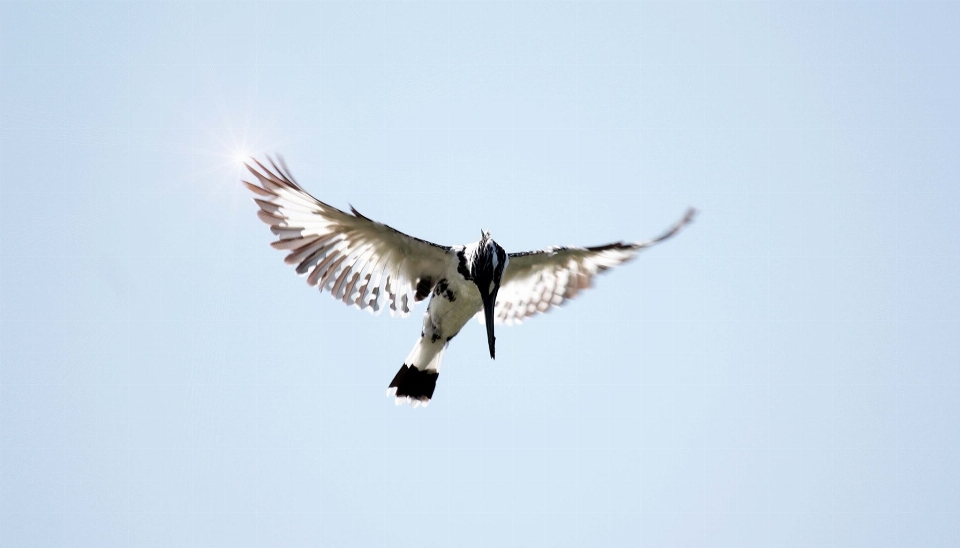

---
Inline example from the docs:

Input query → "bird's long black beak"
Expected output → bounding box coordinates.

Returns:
[481,290,497,359]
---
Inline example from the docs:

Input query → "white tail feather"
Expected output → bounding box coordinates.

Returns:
[404,337,446,373]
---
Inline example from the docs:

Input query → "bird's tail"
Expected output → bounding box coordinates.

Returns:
[387,338,446,407]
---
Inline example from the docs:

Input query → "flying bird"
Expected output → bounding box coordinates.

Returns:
[244,157,696,407]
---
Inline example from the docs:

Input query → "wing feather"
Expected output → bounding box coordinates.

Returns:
[491,208,696,325]
[244,157,454,317]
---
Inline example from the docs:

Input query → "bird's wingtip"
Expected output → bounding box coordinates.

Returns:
[350,204,372,221]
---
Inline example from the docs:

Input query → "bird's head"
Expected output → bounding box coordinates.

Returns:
[468,231,508,359]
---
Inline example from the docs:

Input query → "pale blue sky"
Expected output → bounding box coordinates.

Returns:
[1,1,958,547]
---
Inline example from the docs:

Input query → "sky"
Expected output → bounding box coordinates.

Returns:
[1,1,958,547]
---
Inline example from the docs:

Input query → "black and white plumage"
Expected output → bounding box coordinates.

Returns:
[244,157,695,407]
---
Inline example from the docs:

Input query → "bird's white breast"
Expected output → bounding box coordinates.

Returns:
[426,266,482,339]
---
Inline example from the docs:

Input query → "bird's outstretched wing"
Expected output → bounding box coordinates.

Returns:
[244,157,455,317]
[489,208,697,325]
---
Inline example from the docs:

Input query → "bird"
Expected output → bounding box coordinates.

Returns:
[243,156,696,407]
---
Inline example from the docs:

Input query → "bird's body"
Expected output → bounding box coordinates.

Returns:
[244,157,695,407]
[389,271,481,405]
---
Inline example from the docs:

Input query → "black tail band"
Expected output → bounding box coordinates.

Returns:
[388,364,439,402]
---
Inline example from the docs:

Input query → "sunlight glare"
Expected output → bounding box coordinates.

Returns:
[233,149,252,166]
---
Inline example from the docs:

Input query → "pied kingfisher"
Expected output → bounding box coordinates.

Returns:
[244,157,696,407]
